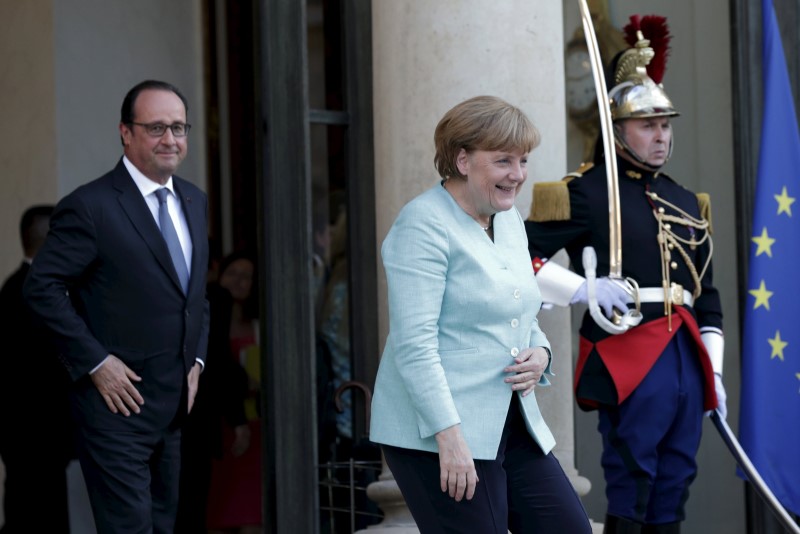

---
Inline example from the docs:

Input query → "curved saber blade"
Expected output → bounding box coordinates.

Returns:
[578,0,622,279]
[710,411,800,533]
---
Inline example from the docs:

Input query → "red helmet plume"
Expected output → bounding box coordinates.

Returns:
[623,15,671,84]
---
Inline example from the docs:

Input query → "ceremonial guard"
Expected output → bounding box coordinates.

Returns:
[525,16,727,533]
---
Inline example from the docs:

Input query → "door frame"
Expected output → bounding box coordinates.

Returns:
[259,0,376,531]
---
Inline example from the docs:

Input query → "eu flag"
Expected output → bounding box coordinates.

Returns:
[739,0,800,516]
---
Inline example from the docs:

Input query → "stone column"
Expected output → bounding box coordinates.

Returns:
[368,0,598,530]
[0,1,58,280]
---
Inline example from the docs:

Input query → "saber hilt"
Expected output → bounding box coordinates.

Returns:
[583,247,642,335]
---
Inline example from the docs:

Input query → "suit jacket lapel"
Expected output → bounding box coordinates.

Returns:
[112,161,185,293]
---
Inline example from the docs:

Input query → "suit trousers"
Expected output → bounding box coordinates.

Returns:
[75,424,181,534]
[599,327,704,525]
[382,395,591,533]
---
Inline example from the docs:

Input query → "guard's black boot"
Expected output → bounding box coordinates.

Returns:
[642,522,681,534]
[603,514,643,534]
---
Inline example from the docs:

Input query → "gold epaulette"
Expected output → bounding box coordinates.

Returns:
[696,192,713,235]
[529,181,570,221]
[528,163,594,222]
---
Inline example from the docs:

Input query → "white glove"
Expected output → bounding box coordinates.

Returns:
[571,277,633,318]
[713,373,727,419]
[701,330,725,419]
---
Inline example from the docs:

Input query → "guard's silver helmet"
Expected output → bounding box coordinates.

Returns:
[608,31,679,121]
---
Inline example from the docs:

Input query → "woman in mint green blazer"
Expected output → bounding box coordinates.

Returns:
[370,96,591,532]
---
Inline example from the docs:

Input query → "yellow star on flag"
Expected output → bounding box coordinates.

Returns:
[768,331,788,360]
[749,280,774,310]
[752,227,776,257]
[775,186,795,216]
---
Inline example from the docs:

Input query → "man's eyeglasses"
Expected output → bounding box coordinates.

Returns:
[129,122,191,138]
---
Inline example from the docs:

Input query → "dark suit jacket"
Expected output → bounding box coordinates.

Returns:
[23,159,210,432]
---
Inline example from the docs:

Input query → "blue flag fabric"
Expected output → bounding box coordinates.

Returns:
[739,0,800,517]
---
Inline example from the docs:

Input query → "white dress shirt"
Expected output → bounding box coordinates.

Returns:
[123,156,193,270]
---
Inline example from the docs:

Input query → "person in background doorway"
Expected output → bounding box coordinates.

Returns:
[176,273,250,533]
[318,210,353,452]
[206,251,263,534]
[0,205,74,534]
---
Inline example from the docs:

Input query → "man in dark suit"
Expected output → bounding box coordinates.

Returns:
[0,205,74,533]
[24,80,210,534]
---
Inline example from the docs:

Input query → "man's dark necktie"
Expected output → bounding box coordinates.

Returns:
[155,188,189,293]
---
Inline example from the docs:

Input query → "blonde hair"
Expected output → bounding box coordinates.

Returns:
[434,95,540,180]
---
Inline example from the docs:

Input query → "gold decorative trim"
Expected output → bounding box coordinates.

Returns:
[696,192,713,235]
